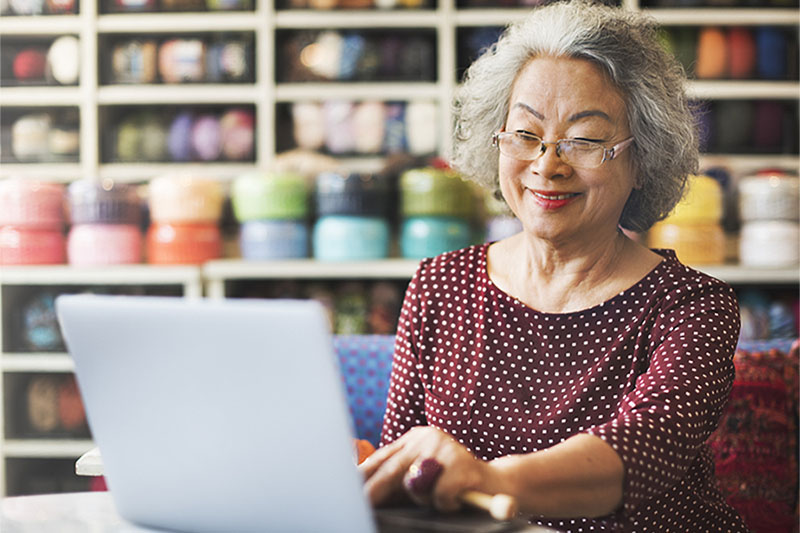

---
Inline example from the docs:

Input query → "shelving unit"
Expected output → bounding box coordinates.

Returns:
[0,266,202,496]
[0,0,798,497]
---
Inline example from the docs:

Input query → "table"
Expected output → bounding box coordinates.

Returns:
[1,492,558,533]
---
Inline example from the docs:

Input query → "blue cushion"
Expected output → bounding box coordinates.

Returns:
[333,335,395,446]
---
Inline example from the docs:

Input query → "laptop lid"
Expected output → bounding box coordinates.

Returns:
[56,294,376,533]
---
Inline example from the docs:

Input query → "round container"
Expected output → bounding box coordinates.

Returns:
[315,171,391,217]
[739,173,799,222]
[67,224,142,265]
[111,40,158,84]
[231,171,307,221]
[663,174,723,224]
[148,175,223,223]
[312,216,389,261]
[68,179,141,225]
[191,114,222,162]
[400,216,472,259]
[240,220,308,260]
[486,215,523,242]
[647,221,725,265]
[0,226,65,265]
[146,222,221,265]
[0,179,64,229]
[400,167,474,218]
[740,221,799,267]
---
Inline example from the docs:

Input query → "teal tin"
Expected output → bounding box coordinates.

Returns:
[400,216,472,259]
[312,216,390,261]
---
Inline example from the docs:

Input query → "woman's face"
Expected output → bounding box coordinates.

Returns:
[498,56,635,245]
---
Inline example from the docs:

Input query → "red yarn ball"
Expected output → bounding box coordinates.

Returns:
[13,48,47,80]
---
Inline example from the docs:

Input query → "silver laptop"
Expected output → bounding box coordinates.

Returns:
[57,294,531,533]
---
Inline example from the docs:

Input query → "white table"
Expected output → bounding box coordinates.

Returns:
[1,492,558,532]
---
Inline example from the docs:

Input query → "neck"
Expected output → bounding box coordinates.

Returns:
[506,229,632,313]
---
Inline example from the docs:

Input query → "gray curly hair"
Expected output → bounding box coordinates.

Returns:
[451,0,698,232]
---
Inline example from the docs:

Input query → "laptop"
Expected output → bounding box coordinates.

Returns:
[56,294,531,533]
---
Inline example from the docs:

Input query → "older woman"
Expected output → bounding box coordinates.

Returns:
[360,1,749,532]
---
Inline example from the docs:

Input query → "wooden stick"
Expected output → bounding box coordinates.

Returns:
[460,490,518,521]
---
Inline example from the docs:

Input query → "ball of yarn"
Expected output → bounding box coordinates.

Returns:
[323,101,356,154]
[12,113,51,161]
[27,376,60,433]
[139,112,169,161]
[13,48,47,80]
[727,27,756,79]
[352,101,386,154]
[9,0,44,15]
[116,115,142,162]
[292,102,325,150]
[191,114,222,161]
[168,112,194,161]
[219,108,254,160]
[47,35,80,85]
[753,100,784,150]
[696,27,728,79]
[159,39,206,83]
[755,27,787,79]
[713,100,754,152]
[23,292,64,351]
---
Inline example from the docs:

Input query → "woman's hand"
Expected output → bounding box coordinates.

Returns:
[358,426,502,512]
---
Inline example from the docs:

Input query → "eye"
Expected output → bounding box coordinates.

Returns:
[514,130,541,141]
[572,137,604,144]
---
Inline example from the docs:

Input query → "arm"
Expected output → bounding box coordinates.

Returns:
[379,264,428,446]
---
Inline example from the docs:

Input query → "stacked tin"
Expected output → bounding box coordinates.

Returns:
[738,171,799,267]
[648,174,725,265]
[312,170,391,261]
[399,166,473,259]
[66,179,143,265]
[145,175,223,264]
[231,171,309,260]
[0,179,66,265]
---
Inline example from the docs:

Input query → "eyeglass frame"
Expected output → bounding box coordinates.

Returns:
[491,131,635,169]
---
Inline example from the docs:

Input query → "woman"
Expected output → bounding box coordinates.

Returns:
[360,1,749,532]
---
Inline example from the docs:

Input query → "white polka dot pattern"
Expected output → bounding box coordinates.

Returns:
[380,244,749,532]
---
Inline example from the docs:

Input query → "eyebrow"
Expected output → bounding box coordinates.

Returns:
[512,102,613,123]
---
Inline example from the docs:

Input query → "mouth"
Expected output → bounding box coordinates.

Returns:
[529,190,581,200]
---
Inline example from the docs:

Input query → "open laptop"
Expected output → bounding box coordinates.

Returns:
[56,294,530,533]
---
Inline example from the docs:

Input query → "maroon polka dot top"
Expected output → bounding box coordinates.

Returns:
[380,244,749,532]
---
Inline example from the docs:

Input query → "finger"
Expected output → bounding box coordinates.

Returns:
[403,457,444,507]
[359,439,404,481]
[364,446,416,506]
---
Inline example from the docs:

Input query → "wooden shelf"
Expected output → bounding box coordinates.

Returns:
[96,12,259,32]
[0,15,81,35]
[0,265,202,286]
[1,354,74,373]
[2,439,94,459]
[97,85,260,105]
[0,87,82,107]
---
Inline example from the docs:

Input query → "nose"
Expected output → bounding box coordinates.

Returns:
[528,142,573,180]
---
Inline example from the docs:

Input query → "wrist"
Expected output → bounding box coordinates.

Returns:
[486,454,523,498]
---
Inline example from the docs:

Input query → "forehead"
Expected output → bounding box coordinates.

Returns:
[508,56,627,124]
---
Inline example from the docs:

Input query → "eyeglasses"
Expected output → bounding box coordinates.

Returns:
[492,131,634,169]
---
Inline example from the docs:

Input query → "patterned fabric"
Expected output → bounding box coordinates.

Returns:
[381,244,748,532]
[708,338,799,533]
[334,334,395,446]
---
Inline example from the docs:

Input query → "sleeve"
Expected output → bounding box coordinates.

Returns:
[379,262,429,447]
[585,280,741,514]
